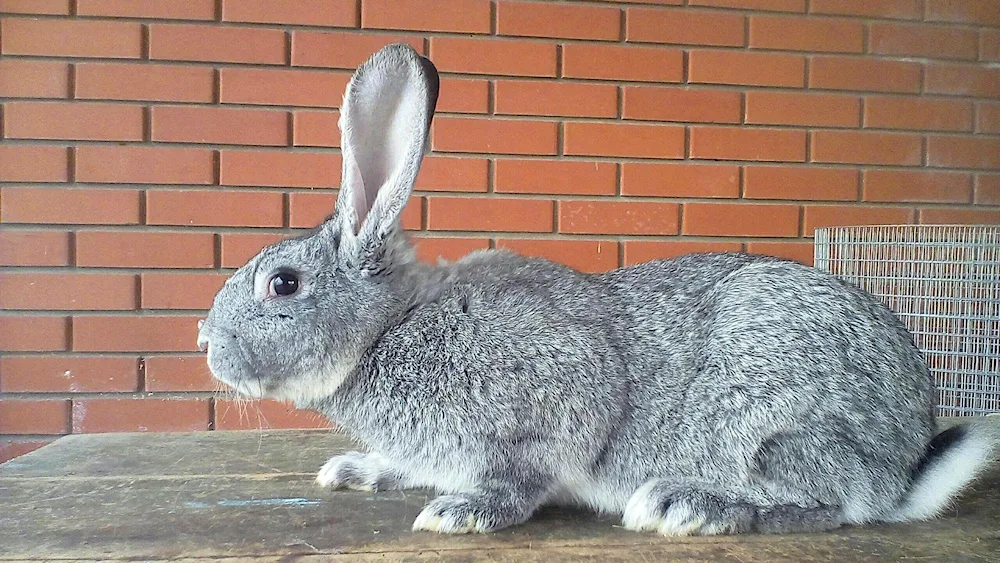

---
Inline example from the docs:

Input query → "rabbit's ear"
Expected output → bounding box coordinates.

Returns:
[329,43,439,266]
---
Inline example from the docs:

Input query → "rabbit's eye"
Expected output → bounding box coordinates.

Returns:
[269,272,299,297]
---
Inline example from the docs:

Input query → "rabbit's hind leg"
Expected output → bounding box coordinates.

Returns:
[622,478,843,536]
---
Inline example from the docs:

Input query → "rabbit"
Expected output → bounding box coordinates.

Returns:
[197,43,996,536]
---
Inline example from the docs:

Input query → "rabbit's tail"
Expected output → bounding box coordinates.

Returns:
[886,422,996,523]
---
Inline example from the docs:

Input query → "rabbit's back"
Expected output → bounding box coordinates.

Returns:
[596,253,936,519]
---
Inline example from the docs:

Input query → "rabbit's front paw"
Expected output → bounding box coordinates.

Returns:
[316,451,397,492]
[412,494,502,534]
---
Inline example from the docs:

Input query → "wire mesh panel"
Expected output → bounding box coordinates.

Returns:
[814,225,1000,417]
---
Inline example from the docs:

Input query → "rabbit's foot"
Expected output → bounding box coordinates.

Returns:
[316,451,399,492]
[623,479,843,536]
[622,480,755,537]
[412,495,488,534]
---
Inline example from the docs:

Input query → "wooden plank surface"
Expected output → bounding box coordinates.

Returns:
[2,418,998,561]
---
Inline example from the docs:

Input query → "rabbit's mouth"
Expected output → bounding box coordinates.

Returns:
[199,330,267,399]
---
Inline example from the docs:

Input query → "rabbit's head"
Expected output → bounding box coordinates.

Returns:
[197,44,439,405]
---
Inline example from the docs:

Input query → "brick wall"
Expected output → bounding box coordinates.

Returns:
[1,0,999,461]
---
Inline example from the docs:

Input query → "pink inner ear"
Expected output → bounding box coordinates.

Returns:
[345,151,369,233]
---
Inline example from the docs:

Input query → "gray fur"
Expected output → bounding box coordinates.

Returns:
[199,44,993,536]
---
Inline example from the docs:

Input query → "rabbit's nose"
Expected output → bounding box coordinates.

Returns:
[197,319,210,352]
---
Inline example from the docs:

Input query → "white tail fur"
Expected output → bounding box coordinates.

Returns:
[886,423,996,523]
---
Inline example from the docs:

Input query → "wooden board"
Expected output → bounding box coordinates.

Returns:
[2,418,999,561]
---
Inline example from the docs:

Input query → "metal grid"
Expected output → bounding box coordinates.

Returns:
[814,225,1000,417]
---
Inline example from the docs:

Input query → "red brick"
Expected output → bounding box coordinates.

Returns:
[152,106,289,146]
[978,103,1000,134]
[809,0,920,19]
[688,50,805,87]
[925,64,1000,98]
[0,356,139,393]
[72,398,210,433]
[76,231,215,268]
[75,63,215,103]
[982,30,1000,63]
[744,166,858,201]
[927,136,1000,169]
[0,60,68,98]
[627,8,744,46]
[0,441,53,464]
[803,205,914,233]
[560,201,679,235]
[0,316,68,352]
[0,273,137,311]
[0,0,71,14]
[499,1,619,41]
[289,192,421,230]
[593,0,682,4]
[565,122,685,159]
[0,231,70,266]
[863,170,972,204]
[0,400,68,434]
[416,157,490,192]
[438,78,490,114]
[428,197,553,232]
[864,97,972,132]
[429,37,557,77]
[141,273,228,310]
[433,117,558,155]
[745,92,861,128]
[221,233,288,268]
[689,0,804,10]
[0,18,142,58]
[919,208,1000,225]
[73,315,202,352]
[495,80,617,118]
[363,0,490,33]
[223,0,356,25]
[215,399,330,430]
[1,187,140,225]
[0,146,69,182]
[76,146,215,185]
[495,160,617,196]
[870,22,978,61]
[690,127,806,162]
[145,356,215,392]
[147,190,284,228]
[975,175,1000,205]
[623,240,743,266]
[622,163,740,198]
[220,150,340,187]
[413,237,491,263]
[293,110,339,147]
[925,0,1000,26]
[3,101,143,142]
[563,44,683,83]
[810,57,921,93]
[220,68,351,107]
[750,15,862,53]
[746,241,814,265]
[149,24,285,65]
[292,31,423,69]
[286,191,333,228]
[623,87,741,124]
[811,131,923,166]
[77,0,216,19]
[682,202,800,237]
[497,239,618,273]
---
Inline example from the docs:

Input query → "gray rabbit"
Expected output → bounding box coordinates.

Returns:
[198,43,995,536]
